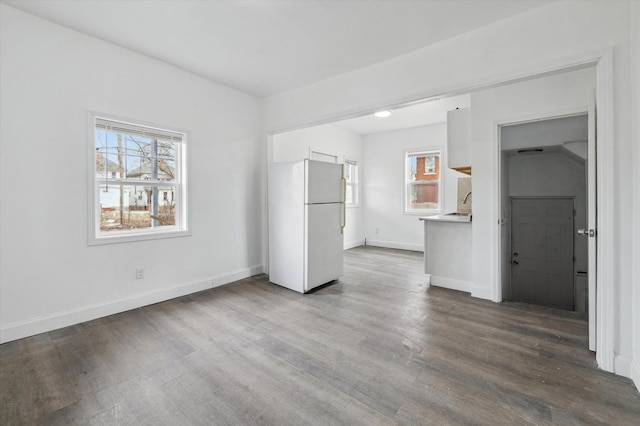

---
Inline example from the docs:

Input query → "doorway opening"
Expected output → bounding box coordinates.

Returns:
[499,115,589,316]
[266,51,614,371]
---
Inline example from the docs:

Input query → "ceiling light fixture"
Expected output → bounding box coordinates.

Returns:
[374,110,393,118]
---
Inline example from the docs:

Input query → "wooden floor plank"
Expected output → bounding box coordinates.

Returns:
[1,246,638,425]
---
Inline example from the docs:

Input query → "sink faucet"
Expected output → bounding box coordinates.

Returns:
[463,191,472,204]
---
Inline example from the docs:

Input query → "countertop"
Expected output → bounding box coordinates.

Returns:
[419,214,472,223]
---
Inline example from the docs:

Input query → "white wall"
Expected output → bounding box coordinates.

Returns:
[501,115,588,151]
[0,6,263,342]
[263,0,637,385]
[362,123,465,251]
[272,124,364,249]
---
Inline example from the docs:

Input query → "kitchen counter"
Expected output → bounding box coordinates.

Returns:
[420,216,473,293]
[419,214,471,223]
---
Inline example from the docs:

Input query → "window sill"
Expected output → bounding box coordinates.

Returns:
[89,228,191,246]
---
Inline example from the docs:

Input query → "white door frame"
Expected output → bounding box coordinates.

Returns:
[492,50,615,372]
[593,50,615,372]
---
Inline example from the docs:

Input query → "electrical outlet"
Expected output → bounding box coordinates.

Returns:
[136,267,145,279]
[375,228,380,234]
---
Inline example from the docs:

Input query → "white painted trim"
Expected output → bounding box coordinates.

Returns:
[0,264,263,344]
[344,239,365,250]
[631,360,640,393]
[308,147,342,164]
[614,354,632,379]
[365,239,423,252]
[471,286,494,301]
[595,50,615,373]
[430,275,472,294]
[632,0,640,396]
[263,134,274,275]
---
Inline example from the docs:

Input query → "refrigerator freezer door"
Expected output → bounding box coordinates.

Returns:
[305,160,344,204]
[305,203,344,291]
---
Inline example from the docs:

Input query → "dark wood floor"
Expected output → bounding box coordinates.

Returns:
[1,246,639,425]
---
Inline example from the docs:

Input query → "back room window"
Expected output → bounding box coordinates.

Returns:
[405,148,442,214]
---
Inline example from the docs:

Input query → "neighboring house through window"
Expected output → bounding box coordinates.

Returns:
[405,148,442,214]
[89,112,189,244]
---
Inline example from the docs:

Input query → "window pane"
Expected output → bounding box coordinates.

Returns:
[409,182,439,210]
[345,185,353,204]
[95,128,118,153]
[99,184,176,232]
[424,156,436,174]
[125,153,146,179]
[406,149,441,212]
[157,158,176,181]
[96,153,122,179]
[407,152,440,182]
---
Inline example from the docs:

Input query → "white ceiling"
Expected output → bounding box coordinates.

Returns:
[331,94,470,135]
[3,0,552,98]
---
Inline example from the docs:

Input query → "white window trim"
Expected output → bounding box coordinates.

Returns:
[344,159,359,208]
[87,111,191,245]
[404,147,443,215]
[309,147,343,164]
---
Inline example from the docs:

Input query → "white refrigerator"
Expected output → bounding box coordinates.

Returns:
[268,159,345,293]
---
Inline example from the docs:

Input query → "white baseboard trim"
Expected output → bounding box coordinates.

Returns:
[344,239,365,250]
[631,359,640,392]
[614,354,632,379]
[471,285,494,301]
[430,275,472,293]
[0,264,263,344]
[365,239,423,252]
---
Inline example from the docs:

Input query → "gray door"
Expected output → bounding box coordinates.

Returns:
[511,198,574,310]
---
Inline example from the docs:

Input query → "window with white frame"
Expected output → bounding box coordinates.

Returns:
[405,149,442,214]
[89,113,188,244]
[344,159,358,206]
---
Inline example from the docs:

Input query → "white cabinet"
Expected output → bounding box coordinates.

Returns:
[447,108,472,175]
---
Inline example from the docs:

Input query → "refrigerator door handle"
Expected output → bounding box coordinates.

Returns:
[341,176,347,234]
[342,176,347,203]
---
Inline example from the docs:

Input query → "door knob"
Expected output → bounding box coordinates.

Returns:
[512,260,519,265]
[512,252,519,257]
[578,229,596,237]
